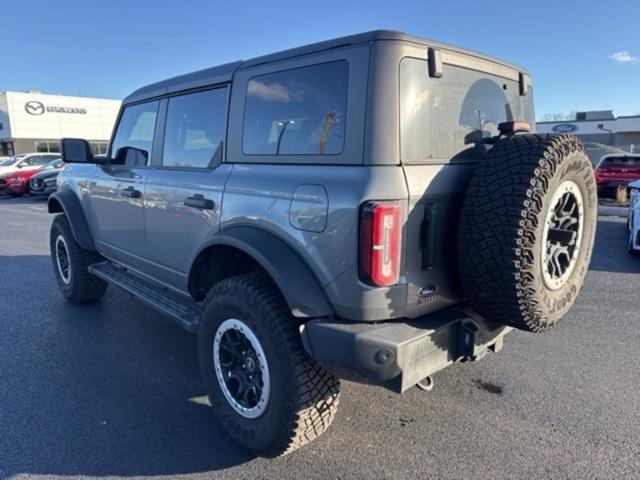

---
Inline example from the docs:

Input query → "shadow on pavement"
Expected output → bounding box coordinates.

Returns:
[0,255,254,477]
[2,216,637,477]
[589,218,640,274]
[0,194,48,205]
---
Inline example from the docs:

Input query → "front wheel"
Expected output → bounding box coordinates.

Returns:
[50,214,108,303]
[198,273,340,457]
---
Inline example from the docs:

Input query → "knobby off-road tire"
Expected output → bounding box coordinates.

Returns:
[458,134,597,332]
[50,214,108,303]
[198,272,340,457]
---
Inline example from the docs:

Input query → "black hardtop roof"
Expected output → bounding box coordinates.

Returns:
[123,29,528,104]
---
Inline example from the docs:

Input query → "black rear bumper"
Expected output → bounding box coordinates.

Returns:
[301,307,510,393]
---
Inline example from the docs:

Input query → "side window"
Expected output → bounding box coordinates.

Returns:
[243,61,348,156]
[400,59,535,162]
[162,88,228,168]
[110,101,159,167]
[23,155,44,166]
[90,142,108,155]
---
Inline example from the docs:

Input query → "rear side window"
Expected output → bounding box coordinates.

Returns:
[162,87,228,169]
[110,101,159,166]
[601,156,640,166]
[400,59,535,162]
[243,61,348,155]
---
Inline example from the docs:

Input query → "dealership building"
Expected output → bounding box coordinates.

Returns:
[0,91,121,157]
[537,111,640,150]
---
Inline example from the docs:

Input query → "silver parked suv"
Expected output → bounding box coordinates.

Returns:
[49,30,597,456]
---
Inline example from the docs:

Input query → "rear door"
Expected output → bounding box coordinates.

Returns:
[144,87,231,290]
[90,100,159,271]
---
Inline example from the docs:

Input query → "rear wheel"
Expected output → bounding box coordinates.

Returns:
[458,134,597,332]
[50,215,108,303]
[198,273,340,457]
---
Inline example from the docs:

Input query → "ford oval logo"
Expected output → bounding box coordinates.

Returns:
[552,123,578,133]
[417,285,438,298]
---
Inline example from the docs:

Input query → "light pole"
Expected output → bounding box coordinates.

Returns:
[597,124,614,146]
[275,120,294,154]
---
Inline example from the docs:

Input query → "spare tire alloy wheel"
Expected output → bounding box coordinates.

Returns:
[213,319,270,419]
[541,180,584,290]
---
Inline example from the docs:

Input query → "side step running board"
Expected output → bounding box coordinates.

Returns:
[89,261,201,332]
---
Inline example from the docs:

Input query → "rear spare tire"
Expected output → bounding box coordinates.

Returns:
[457,134,597,332]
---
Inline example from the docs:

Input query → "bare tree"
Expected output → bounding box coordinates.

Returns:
[538,111,577,122]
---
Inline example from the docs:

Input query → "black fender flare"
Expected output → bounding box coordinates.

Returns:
[193,227,333,319]
[48,189,96,251]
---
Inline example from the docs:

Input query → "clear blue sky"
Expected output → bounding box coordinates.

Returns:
[4,0,639,120]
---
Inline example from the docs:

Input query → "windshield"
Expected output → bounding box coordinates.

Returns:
[0,154,26,167]
[400,59,535,163]
[42,159,63,170]
[600,156,640,167]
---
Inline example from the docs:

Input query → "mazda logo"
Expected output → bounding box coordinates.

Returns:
[25,101,46,115]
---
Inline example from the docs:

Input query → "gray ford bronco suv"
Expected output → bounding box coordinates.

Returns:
[49,30,597,456]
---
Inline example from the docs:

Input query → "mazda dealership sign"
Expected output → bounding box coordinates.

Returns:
[24,100,87,115]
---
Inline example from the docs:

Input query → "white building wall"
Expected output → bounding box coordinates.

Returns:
[3,91,120,140]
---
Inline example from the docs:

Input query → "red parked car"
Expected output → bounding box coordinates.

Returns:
[0,156,60,197]
[594,154,640,198]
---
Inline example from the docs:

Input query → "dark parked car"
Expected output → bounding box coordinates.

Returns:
[28,158,65,196]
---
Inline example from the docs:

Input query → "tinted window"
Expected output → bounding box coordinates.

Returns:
[22,155,52,166]
[0,155,24,166]
[43,159,63,170]
[243,61,348,155]
[90,142,108,155]
[602,156,640,166]
[110,101,159,166]
[400,59,535,162]
[162,88,228,168]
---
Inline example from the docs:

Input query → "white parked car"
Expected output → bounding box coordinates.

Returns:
[629,179,640,255]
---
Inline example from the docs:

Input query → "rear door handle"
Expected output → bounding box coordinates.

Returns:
[184,194,214,210]
[120,186,142,198]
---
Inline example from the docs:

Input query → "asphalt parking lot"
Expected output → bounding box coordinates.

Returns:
[1,196,639,480]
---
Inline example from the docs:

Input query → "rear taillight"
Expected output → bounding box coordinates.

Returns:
[359,202,401,287]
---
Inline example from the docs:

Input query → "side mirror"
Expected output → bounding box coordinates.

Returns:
[61,138,94,163]
[16,162,26,169]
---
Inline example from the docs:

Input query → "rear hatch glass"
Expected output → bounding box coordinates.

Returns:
[400,59,535,163]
